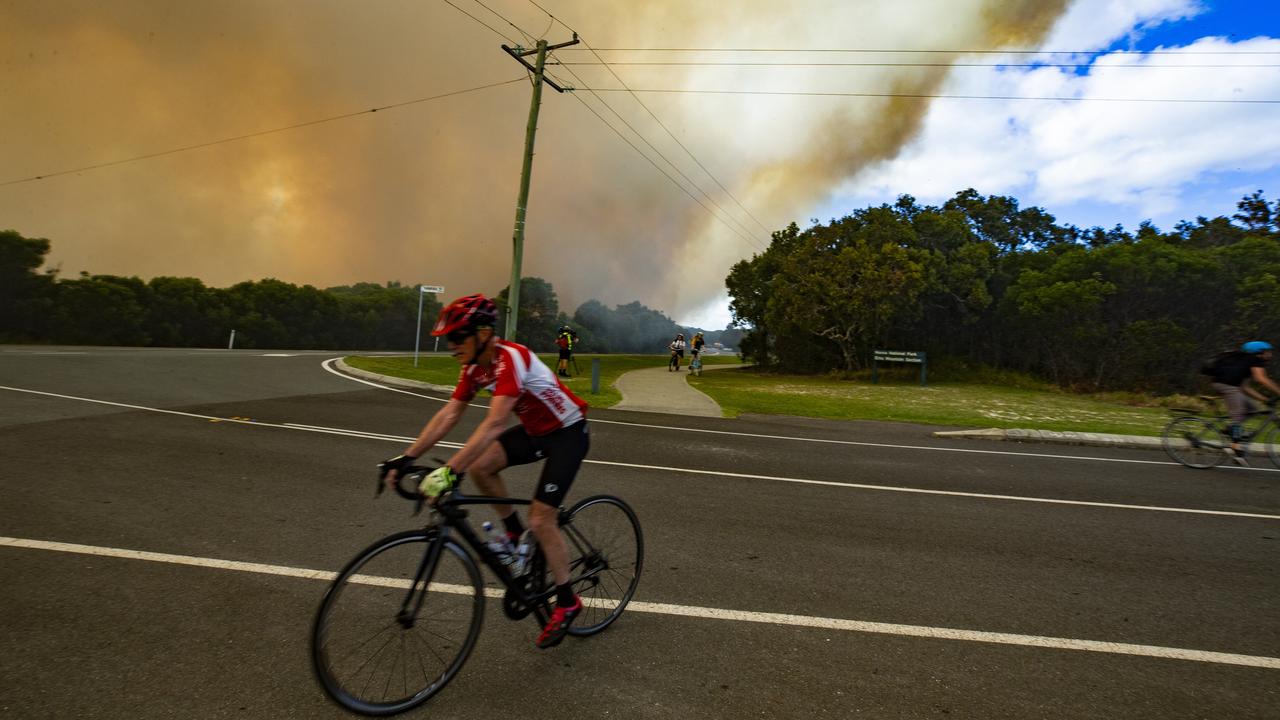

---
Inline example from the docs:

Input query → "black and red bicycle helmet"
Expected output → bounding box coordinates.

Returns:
[432,294,499,336]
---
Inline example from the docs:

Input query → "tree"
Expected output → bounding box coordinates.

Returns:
[1234,190,1275,236]
[495,277,561,351]
[768,210,929,371]
[46,274,151,346]
[0,229,55,341]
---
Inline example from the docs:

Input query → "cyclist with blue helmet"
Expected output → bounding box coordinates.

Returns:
[1208,340,1280,464]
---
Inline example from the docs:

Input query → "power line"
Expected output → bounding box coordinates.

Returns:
[454,0,767,250]
[562,86,767,252]
[1,78,526,187]
[550,59,767,246]
[554,44,775,237]
[552,57,767,250]
[555,60,1280,69]
[528,1,772,245]
[469,0,535,44]
[557,47,1280,56]
[441,0,518,44]
[572,87,1280,104]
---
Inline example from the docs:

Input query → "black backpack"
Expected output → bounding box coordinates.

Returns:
[1200,350,1243,376]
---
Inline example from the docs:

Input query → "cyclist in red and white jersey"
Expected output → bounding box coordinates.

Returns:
[380,294,589,648]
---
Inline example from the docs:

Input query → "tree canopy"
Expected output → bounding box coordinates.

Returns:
[727,189,1280,392]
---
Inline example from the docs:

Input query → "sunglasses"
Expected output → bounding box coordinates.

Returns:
[446,330,475,345]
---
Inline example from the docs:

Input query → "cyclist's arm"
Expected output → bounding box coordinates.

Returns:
[1250,367,1280,397]
[444,394,517,473]
[403,398,468,458]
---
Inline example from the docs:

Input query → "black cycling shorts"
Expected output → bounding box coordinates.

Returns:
[497,420,589,507]
[558,349,571,360]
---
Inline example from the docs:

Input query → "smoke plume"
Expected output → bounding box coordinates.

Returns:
[0,0,1070,325]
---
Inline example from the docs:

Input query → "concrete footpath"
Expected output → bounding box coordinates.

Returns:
[612,363,746,417]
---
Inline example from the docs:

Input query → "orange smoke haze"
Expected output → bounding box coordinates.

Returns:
[0,0,1069,324]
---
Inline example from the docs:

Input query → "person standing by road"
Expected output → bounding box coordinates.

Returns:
[1208,340,1280,464]
[668,333,686,371]
[556,325,578,377]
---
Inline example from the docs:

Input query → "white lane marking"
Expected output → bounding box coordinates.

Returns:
[0,384,444,445]
[3,384,1277,521]
[320,360,1272,472]
[261,353,297,357]
[589,459,1280,520]
[3,535,1276,671]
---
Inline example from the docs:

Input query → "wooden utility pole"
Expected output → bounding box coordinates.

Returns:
[501,33,578,341]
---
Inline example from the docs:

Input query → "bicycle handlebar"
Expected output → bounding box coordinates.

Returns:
[375,463,438,514]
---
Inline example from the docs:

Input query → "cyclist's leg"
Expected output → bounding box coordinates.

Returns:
[527,421,590,647]
[1213,382,1249,450]
[527,421,589,585]
[468,426,534,521]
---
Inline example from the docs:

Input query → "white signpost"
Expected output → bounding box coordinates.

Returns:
[415,285,445,366]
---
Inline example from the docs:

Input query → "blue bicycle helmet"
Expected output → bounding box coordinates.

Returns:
[1242,341,1273,354]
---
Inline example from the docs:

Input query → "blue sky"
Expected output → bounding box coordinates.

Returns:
[1130,1,1279,49]
[813,0,1280,238]
[1049,0,1280,232]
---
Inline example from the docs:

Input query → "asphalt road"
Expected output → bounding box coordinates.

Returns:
[1,346,1277,719]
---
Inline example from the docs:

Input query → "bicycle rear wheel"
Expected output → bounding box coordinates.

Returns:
[312,530,483,716]
[1162,416,1228,469]
[560,495,644,636]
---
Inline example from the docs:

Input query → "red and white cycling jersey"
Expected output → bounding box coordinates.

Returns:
[452,340,588,436]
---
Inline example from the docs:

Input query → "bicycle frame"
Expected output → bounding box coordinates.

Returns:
[393,492,532,625]
[396,490,607,628]
[1207,407,1277,444]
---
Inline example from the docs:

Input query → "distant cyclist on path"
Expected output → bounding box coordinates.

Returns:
[1208,340,1280,464]
[379,294,590,648]
[689,332,705,372]
[668,333,686,371]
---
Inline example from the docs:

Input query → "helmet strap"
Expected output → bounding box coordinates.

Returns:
[468,328,495,366]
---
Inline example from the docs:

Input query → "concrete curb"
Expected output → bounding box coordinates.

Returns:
[932,427,1164,450]
[333,357,454,394]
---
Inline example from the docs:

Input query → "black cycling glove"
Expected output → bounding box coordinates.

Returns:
[378,453,418,480]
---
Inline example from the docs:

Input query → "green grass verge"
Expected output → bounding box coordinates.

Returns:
[343,353,741,409]
[347,353,1176,435]
[689,367,1178,436]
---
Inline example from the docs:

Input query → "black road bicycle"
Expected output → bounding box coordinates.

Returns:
[1162,399,1280,469]
[312,466,644,716]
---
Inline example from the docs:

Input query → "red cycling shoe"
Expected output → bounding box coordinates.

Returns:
[536,597,582,649]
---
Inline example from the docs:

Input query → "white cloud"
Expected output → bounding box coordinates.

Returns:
[842,28,1280,225]
[1040,0,1205,51]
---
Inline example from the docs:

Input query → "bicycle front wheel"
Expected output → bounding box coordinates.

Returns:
[562,495,644,636]
[1162,416,1228,469]
[312,530,483,716]
[1258,426,1280,468]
